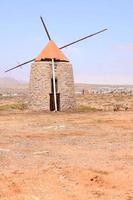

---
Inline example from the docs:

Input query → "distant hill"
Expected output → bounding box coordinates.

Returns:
[0,77,133,91]
[0,77,27,89]
[75,83,133,92]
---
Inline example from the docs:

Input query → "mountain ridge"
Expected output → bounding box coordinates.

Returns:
[0,77,28,89]
[0,77,133,90]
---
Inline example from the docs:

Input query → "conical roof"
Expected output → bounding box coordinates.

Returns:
[35,40,69,62]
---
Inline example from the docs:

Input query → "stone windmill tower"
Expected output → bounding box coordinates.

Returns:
[30,40,75,111]
[5,16,107,111]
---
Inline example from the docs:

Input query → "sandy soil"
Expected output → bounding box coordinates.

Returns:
[0,110,133,200]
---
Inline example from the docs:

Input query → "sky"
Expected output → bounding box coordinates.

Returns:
[0,0,133,84]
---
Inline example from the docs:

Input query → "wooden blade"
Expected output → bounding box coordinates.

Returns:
[60,28,107,49]
[40,16,51,41]
[5,59,35,73]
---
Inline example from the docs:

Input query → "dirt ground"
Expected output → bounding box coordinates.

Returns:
[0,110,132,200]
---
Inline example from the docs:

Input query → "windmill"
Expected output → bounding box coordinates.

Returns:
[5,16,107,112]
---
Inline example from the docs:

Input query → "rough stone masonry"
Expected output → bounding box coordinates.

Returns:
[29,61,75,111]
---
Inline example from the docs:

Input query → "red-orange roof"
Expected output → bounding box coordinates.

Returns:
[35,40,69,61]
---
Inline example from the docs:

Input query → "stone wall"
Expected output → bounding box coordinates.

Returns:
[29,61,75,111]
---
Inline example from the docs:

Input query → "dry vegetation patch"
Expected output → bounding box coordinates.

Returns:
[76,92,133,111]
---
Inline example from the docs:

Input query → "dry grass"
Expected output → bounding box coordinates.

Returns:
[76,92,133,111]
[0,102,27,111]
[76,104,102,112]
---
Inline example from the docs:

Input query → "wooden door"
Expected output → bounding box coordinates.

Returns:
[50,93,60,111]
